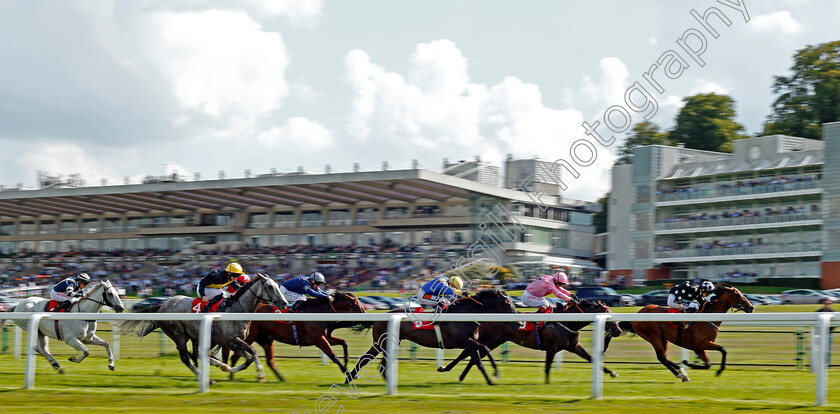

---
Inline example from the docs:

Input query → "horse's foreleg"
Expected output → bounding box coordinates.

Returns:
[227,338,264,381]
[84,334,115,371]
[437,348,471,373]
[713,344,726,376]
[64,337,90,364]
[313,335,349,378]
[327,336,349,368]
[36,334,64,374]
[347,344,382,383]
[683,349,712,370]
[468,348,494,385]
[259,339,284,382]
[544,350,557,384]
[568,342,618,378]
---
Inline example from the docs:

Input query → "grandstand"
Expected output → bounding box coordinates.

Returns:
[0,164,601,291]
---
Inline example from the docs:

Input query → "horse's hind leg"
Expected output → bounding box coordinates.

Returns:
[683,349,712,370]
[437,349,471,373]
[568,342,619,378]
[37,334,64,373]
[259,339,284,382]
[83,333,115,370]
[313,335,349,378]
[65,336,90,364]
[227,338,265,382]
[712,344,726,376]
[327,336,349,368]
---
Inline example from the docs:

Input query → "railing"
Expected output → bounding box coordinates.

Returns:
[0,311,836,405]
[656,180,821,202]
[655,242,822,259]
[656,212,822,231]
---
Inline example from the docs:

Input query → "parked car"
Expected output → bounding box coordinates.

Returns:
[821,288,840,300]
[756,295,782,305]
[356,296,390,310]
[638,289,670,306]
[779,289,833,305]
[131,296,169,312]
[364,295,402,310]
[504,282,530,291]
[506,295,526,308]
[574,286,635,307]
[744,294,769,305]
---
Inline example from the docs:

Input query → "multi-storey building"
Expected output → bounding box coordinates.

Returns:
[0,167,601,279]
[608,122,840,288]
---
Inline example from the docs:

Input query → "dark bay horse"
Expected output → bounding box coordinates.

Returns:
[118,274,288,383]
[348,289,517,385]
[224,292,366,381]
[616,283,754,381]
[438,299,622,383]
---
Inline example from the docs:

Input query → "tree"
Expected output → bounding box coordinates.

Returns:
[593,194,609,234]
[668,93,747,153]
[617,121,668,164]
[762,41,840,140]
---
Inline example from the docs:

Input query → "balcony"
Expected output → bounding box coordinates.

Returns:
[655,212,821,233]
[655,180,821,204]
[653,242,821,263]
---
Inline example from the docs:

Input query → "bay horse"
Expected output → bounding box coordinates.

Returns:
[438,299,622,383]
[118,273,288,383]
[348,289,517,385]
[223,292,366,381]
[616,283,754,381]
[0,281,125,373]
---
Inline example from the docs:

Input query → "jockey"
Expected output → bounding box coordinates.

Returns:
[699,280,716,301]
[51,273,91,311]
[417,275,465,310]
[281,272,332,312]
[522,272,572,313]
[197,263,244,312]
[225,274,251,295]
[668,281,703,313]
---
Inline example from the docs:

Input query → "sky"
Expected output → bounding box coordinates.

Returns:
[0,0,838,202]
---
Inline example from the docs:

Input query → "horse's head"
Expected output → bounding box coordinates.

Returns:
[332,292,366,314]
[101,280,125,313]
[561,299,622,337]
[714,284,754,313]
[248,273,288,310]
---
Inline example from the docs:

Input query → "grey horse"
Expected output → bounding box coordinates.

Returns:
[0,280,125,373]
[118,273,288,383]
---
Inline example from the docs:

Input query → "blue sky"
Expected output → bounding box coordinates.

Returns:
[0,0,837,201]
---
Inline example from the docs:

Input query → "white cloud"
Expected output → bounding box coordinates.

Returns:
[257,117,334,151]
[243,0,323,27]
[691,80,729,95]
[751,11,803,35]
[144,10,289,133]
[17,143,112,186]
[344,39,615,200]
[577,57,629,108]
[291,82,324,103]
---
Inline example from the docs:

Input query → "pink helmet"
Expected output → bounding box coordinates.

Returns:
[236,274,251,284]
[552,272,568,285]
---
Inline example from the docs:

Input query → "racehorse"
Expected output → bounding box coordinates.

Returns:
[118,273,288,383]
[437,299,622,383]
[347,289,517,385]
[615,283,754,381]
[223,292,366,381]
[0,280,125,373]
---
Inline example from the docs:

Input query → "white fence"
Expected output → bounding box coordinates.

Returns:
[0,312,837,405]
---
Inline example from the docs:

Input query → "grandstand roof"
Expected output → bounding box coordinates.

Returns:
[0,169,577,218]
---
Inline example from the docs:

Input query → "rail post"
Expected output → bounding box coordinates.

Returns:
[14,324,22,359]
[385,314,403,395]
[796,328,804,369]
[1,323,7,353]
[159,329,166,356]
[816,313,832,406]
[554,350,563,370]
[198,314,219,393]
[590,314,608,399]
[501,342,509,364]
[435,348,443,367]
[24,314,47,389]
[112,325,120,361]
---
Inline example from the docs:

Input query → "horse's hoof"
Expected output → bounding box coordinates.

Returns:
[436,366,445,372]
[208,379,216,386]
[56,367,65,374]
[68,357,77,362]
[109,364,115,371]
[715,371,723,377]
[610,372,619,378]
[258,376,266,383]
[680,376,690,382]
[494,372,500,379]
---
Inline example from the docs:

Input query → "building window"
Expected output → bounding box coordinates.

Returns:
[634,241,649,259]
[300,211,323,227]
[636,185,651,203]
[385,207,409,219]
[328,210,351,225]
[273,212,296,228]
[569,211,593,226]
[82,219,99,234]
[38,220,56,235]
[0,222,15,236]
[248,212,269,229]
[355,208,379,224]
[552,230,568,248]
[215,213,235,226]
[103,218,122,233]
[19,221,36,236]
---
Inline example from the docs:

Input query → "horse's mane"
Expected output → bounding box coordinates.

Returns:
[472,289,506,300]
[712,282,735,297]
[230,275,264,301]
[564,298,604,311]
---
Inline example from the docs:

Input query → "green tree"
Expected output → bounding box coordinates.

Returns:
[593,194,608,234]
[669,93,747,153]
[762,41,840,140]
[617,121,668,164]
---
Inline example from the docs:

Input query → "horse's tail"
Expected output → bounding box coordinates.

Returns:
[327,320,366,336]
[618,321,636,336]
[351,320,375,333]
[0,305,18,331]
[116,303,163,337]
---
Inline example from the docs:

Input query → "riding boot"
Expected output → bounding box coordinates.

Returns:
[682,322,692,329]
[202,296,221,313]
[288,300,303,313]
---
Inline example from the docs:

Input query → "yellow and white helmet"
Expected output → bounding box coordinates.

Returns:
[449,276,464,291]
[225,263,244,275]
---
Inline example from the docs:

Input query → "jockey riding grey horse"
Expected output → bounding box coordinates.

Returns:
[0,280,125,373]
[118,273,288,383]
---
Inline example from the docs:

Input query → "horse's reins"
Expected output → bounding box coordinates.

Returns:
[71,283,107,310]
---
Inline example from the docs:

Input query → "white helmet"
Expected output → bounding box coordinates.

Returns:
[310,272,326,285]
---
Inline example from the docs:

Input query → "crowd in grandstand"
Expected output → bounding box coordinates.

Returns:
[662,205,820,224]
[656,174,819,195]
